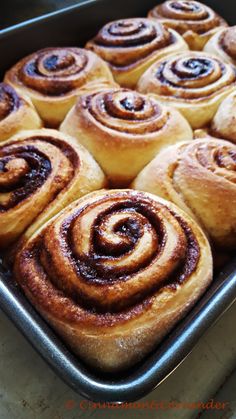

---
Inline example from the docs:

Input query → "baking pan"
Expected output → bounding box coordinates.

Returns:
[0,0,236,403]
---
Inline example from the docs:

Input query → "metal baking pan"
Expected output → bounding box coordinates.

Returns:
[0,0,236,403]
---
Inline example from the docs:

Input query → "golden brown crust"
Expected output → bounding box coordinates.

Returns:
[86,18,188,87]
[148,0,228,50]
[14,189,212,372]
[137,51,236,129]
[0,83,42,141]
[0,129,106,248]
[4,47,114,127]
[132,139,236,249]
[60,88,192,186]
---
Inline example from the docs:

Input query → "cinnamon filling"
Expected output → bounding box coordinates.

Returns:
[31,195,200,314]
[90,18,174,68]
[0,83,20,120]
[0,136,79,210]
[154,55,231,100]
[149,0,224,35]
[83,90,167,133]
[171,1,200,13]
[156,58,214,86]
[18,48,88,96]
[0,147,51,210]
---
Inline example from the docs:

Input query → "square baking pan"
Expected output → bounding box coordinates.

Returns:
[0,0,236,403]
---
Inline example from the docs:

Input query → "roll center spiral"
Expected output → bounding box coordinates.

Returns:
[18,48,89,96]
[0,157,29,188]
[42,53,76,72]
[95,18,167,48]
[96,210,154,257]
[0,84,20,120]
[36,51,86,77]
[70,201,161,276]
[38,191,195,312]
[162,0,208,20]
[171,1,200,13]
[84,89,167,133]
[102,91,158,121]
[0,143,52,209]
[215,148,236,171]
[154,52,228,93]
[120,95,144,112]
[109,21,144,36]
[181,58,212,77]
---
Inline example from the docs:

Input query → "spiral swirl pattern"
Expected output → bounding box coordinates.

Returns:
[15,189,212,371]
[0,136,73,211]
[88,18,173,67]
[16,190,201,312]
[196,141,236,182]
[133,139,236,248]
[0,83,42,141]
[138,51,236,128]
[86,18,188,87]
[81,89,169,134]
[0,129,106,247]
[60,88,193,185]
[148,0,227,37]
[11,48,99,96]
[149,53,234,99]
[0,83,20,121]
[4,47,114,126]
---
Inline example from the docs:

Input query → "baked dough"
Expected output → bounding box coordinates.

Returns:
[0,129,106,248]
[14,189,212,372]
[138,51,236,129]
[148,0,228,50]
[4,47,114,127]
[60,88,193,186]
[133,139,236,249]
[0,83,41,141]
[86,18,188,87]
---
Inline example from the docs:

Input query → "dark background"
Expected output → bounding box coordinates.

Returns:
[1,0,233,30]
[1,0,80,29]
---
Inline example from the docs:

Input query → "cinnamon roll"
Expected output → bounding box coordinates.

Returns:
[133,139,236,249]
[60,88,193,186]
[0,129,106,248]
[86,18,188,87]
[204,26,236,68]
[148,0,228,50]
[137,51,236,129]
[4,47,114,127]
[0,83,42,142]
[14,189,212,372]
